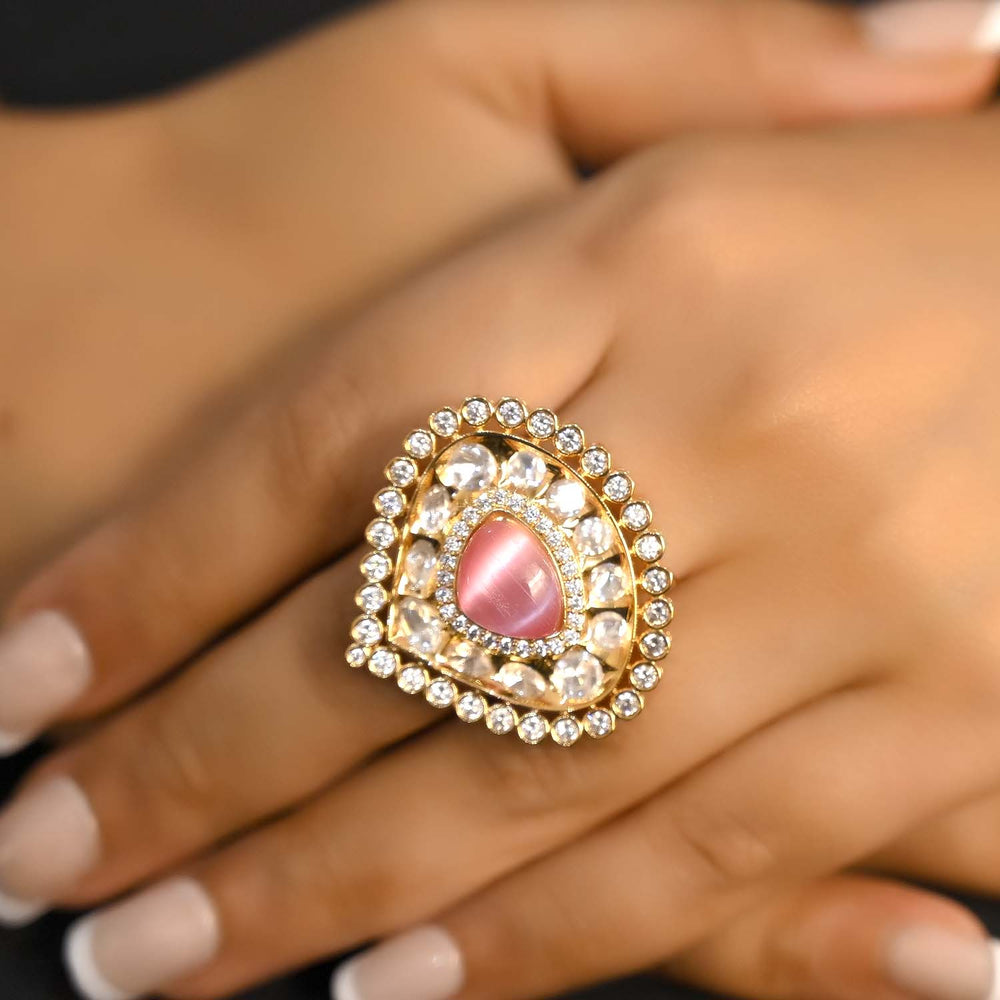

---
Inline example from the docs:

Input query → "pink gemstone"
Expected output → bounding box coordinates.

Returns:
[456,514,564,640]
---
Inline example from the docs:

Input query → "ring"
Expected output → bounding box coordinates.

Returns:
[346,397,673,747]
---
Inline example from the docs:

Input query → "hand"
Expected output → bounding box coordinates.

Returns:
[0,0,992,597]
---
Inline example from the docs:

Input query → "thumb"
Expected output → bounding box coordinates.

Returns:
[662,874,1000,1000]
[444,0,1000,164]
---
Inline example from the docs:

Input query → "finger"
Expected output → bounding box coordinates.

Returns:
[454,0,1000,165]
[662,874,999,1000]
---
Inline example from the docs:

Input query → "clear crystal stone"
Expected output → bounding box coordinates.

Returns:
[584,708,614,739]
[404,429,435,460]
[551,649,604,704]
[368,647,399,678]
[356,583,388,613]
[515,639,531,658]
[398,665,428,694]
[639,631,669,660]
[401,539,438,597]
[486,703,516,735]
[545,478,586,521]
[375,488,406,519]
[496,398,526,427]
[366,519,397,549]
[631,662,661,691]
[643,599,673,628]
[456,692,486,723]
[345,644,367,668]
[551,716,582,747]
[414,483,452,536]
[641,566,672,595]
[603,473,633,503]
[517,713,548,744]
[426,677,457,708]
[635,532,665,562]
[438,442,498,492]
[502,451,547,492]
[461,397,492,426]
[612,689,642,719]
[390,597,446,658]
[351,616,383,646]
[581,446,610,477]
[588,611,630,657]
[589,561,627,606]
[444,638,493,679]
[554,425,584,455]
[574,516,613,557]
[496,662,549,700]
[526,408,557,438]
[387,457,417,487]
[361,551,393,583]
[621,501,651,531]
[429,408,459,437]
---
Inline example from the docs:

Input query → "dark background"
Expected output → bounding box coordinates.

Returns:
[0,1,997,998]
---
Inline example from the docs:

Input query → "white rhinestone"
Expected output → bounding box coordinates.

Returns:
[589,561,627,606]
[496,398,526,427]
[404,430,434,460]
[401,539,438,597]
[551,716,582,747]
[375,488,406,519]
[588,611,630,657]
[515,639,531,658]
[456,692,486,723]
[429,408,459,437]
[351,616,382,646]
[584,708,614,739]
[444,638,493,680]
[426,677,457,709]
[603,473,633,503]
[612,689,643,719]
[526,408,557,438]
[387,457,417,487]
[390,598,446,658]
[545,478,587,522]
[635,533,665,562]
[486,703,517,735]
[345,644,367,669]
[573,516,614,557]
[517,713,548,744]
[639,631,670,660]
[551,649,604,704]
[360,551,392,583]
[641,566,672,594]
[496,662,549,700]
[461,397,492,426]
[621,501,651,531]
[644,599,673,628]
[356,583,388,613]
[368,647,399,678]
[502,451,547,492]
[398,665,428,695]
[631,662,661,691]
[581,446,610,477]
[413,483,452,537]
[555,424,584,455]
[366,519,397,549]
[438,442,499,492]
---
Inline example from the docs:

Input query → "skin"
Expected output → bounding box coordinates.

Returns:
[4,2,1000,998]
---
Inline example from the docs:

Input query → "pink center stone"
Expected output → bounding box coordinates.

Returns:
[456,514,564,640]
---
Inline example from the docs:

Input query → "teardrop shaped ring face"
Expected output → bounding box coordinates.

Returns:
[347,397,674,747]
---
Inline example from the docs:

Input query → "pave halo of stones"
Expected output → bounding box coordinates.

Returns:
[348,396,674,747]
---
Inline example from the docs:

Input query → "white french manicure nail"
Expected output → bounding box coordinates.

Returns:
[0,610,92,755]
[885,925,997,1000]
[331,926,464,1000]
[0,776,99,927]
[65,877,221,1000]
[861,0,1000,53]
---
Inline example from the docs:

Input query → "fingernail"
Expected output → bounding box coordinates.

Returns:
[885,925,997,1000]
[0,610,93,754]
[331,926,464,1000]
[0,776,99,927]
[861,0,1000,53]
[65,877,221,1000]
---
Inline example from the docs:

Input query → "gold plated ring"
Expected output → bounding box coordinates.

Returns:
[346,397,673,747]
